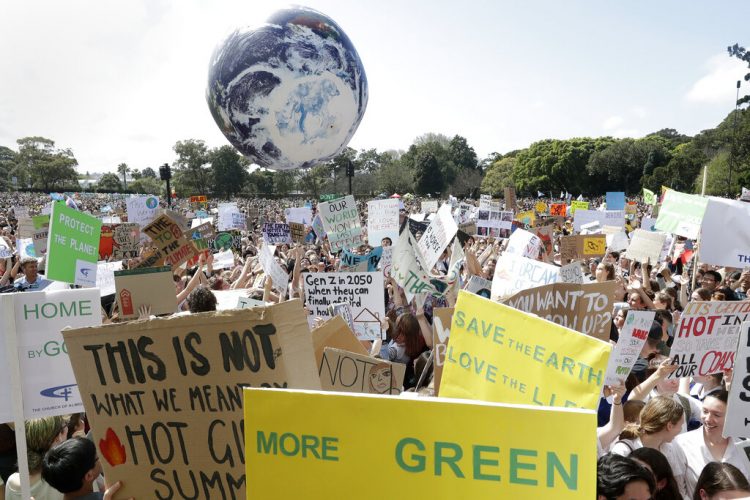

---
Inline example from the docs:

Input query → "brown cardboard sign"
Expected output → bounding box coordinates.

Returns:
[139,214,199,269]
[431,307,454,396]
[311,316,368,368]
[114,266,177,320]
[560,234,607,263]
[318,347,405,395]
[503,281,617,341]
[289,222,306,244]
[62,300,320,500]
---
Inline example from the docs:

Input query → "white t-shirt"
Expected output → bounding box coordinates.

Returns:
[674,429,750,497]
[610,437,691,499]
[4,475,63,500]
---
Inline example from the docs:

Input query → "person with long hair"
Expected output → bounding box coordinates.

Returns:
[630,447,682,500]
[692,462,750,500]
[675,391,750,496]
[597,453,655,500]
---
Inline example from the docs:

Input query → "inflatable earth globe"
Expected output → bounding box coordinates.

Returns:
[206,7,368,170]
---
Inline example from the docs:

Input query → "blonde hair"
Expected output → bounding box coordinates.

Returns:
[619,396,683,440]
[25,416,65,473]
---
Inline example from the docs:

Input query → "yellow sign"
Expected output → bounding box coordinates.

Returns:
[244,388,597,499]
[569,200,589,215]
[582,236,606,255]
[534,201,547,214]
[440,291,610,410]
[515,210,536,227]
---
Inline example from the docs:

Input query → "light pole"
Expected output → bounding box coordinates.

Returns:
[729,80,741,197]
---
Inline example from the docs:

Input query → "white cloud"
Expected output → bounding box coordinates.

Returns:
[685,53,748,104]
[611,128,642,139]
[602,115,624,130]
[631,106,647,118]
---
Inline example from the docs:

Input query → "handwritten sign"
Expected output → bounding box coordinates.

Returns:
[724,322,750,439]
[432,308,453,395]
[259,243,288,295]
[505,228,541,259]
[125,195,159,229]
[319,195,363,252]
[262,223,292,245]
[603,310,656,386]
[319,348,405,395]
[417,204,458,271]
[626,229,667,263]
[140,215,198,270]
[421,200,438,213]
[367,199,400,246]
[491,253,560,301]
[550,203,567,217]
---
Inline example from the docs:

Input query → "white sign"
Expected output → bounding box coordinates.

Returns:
[421,200,438,213]
[607,231,630,252]
[700,197,750,268]
[505,228,541,259]
[379,246,393,277]
[0,237,13,258]
[304,272,385,341]
[603,310,656,386]
[318,195,363,252]
[285,207,313,225]
[259,243,288,295]
[367,199,400,247]
[125,195,159,228]
[724,322,750,439]
[95,260,122,297]
[626,229,668,263]
[218,202,244,231]
[191,217,214,229]
[417,204,458,271]
[491,253,560,301]
[573,210,625,232]
[212,249,235,270]
[559,262,585,284]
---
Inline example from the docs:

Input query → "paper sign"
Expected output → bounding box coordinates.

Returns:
[432,307,453,395]
[319,347,405,395]
[569,200,589,215]
[392,229,446,302]
[218,202,244,231]
[654,190,708,239]
[700,197,750,268]
[515,210,536,228]
[32,228,48,257]
[259,243,289,295]
[367,199,400,247]
[311,315,369,369]
[626,229,667,263]
[244,388,597,499]
[212,249,235,270]
[63,301,321,500]
[421,200,438,213]
[505,229,541,259]
[603,310,656,386]
[465,275,493,299]
[319,195,363,252]
[491,253,560,301]
[724,322,750,439]
[262,223,292,245]
[17,217,36,239]
[440,291,611,409]
[559,263,585,284]
[304,272,385,341]
[550,203,567,217]
[114,266,177,319]
[573,210,625,232]
[0,238,13,258]
[417,204,458,271]
[284,207,313,225]
[46,202,102,286]
[96,260,123,297]
[504,281,617,341]
[379,246,393,277]
[606,192,626,211]
[112,223,140,260]
[125,195,159,229]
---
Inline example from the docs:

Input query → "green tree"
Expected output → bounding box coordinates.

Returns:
[693,152,742,195]
[117,163,130,188]
[210,145,249,198]
[375,152,412,195]
[0,145,15,191]
[448,135,478,170]
[481,156,517,195]
[173,139,211,196]
[585,137,667,194]
[96,173,123,192]
[297,164,330,198]
[728,43,750,107]
[274,170,296,196]
[413,151,443,195]
[15,137,79,191]
[141,167,157,178]
[129,176,163,195]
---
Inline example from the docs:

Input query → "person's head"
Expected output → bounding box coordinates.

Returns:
[596,262,616,282]
[695,372,724,391]
[700,390,729,439]
[653,309,674,339]
[701,270,722,292]
[20,256,39,280]
[629,447,681,497]
[25,416,67,474]
[42,437,101,494]
[597,453,655,500]
[381,237,392,247]
[187,285,217,313]
[653,291,674,311]
[628,292,646,310]
[692,287,713,301]
[614,307,630,330]
[393,312,423,358]
[622,399,646,424]
[693,462,750,500]
[620,396,684,443]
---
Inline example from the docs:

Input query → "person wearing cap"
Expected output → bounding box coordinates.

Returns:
[13,257,51,291]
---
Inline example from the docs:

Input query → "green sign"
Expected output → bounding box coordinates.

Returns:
[319,194,342,202]
[46,202,102,286]
[654,189,708,240]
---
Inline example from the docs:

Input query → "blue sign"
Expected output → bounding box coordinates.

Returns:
[606,192,625,210]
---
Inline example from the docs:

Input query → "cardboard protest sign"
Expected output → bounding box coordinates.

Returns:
[63,301,321,499]
[440,291,611,409]
[724,322,750,439]
[505,228,541,259]
[668,301,750,379]
[287,221,305,244]
[319,347,405,395]
[114,266,177,319]
[700,197,750,267]
[237,296,264,309]
[262,222,292,245]
[259,243,289,295]
[550,203,567,217]
[515,210,536,228]
[654,189,708,239]
[491,253,560,301]
[606,192,626,211]
[603,310,656,386]
[139,215,198,270]
[504,281,617,341]
[367,199,400,247]
[569,200,589,214]
[111,223,140,260]
[304,272,384,341]
[245,388,597,499]
[96,260,122,297]
[432,307,453,396]
[625,201,637,216]
[17,217,36,239]
[421,200,438,213]
[46,202,102,286]
[318,195,363,252]
[311,316,368,368]
[626,229,667,263]
[573,210,625,232]
[417,204,458,271]
[503,187,517,211]
[190,221,215,241]
[0,289,101,419]
[560,235,606,263]
[125,195,159,229]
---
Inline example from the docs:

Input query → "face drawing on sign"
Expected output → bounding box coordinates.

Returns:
[368,363,398,394]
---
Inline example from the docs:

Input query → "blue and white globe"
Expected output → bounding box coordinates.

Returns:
[207,7,368,170]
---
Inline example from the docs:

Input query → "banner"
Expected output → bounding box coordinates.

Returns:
[318,195,363,252]
[440,291,611,409]
[244,388,597,499]
[417,204,458,271]
[0,289,101,420]
[46,201,102,286]
[603,310,656,386]
[63,301,321,500]
[262,223,292,245]
[432,307,453,395]
[491,253,560,301]
[125,195,159,229]
[700,197,750,268]
[319,347,405,395]
[654,189,708,239]
[668,301,749,378]
[606,192,626,211]
[304,272,385,340]
[259,243,289,295]
[367,199,400,246]
[724,322,750,439]
[504,281,617,341]
[114,266,177,319]
[573,210,625,232]
[625,229,667,263]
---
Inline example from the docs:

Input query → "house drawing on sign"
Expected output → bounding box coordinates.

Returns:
[353,308,381,340]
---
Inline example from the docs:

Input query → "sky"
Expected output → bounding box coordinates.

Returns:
[1,0,750,175]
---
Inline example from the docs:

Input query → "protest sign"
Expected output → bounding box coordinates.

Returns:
[640,216,657,231]
[311,315,368,369]
[17,218,35,239]
[379,246,393,277]
[515,210,536,228]
[504,281,617,341]
[535,201,547,214]
[259,243,289,295]
[560,235,607,262]
[603,310,656,386]
[318,347,405,395]
[262,223,292,245]
[700,197,750,268]
[63,301,321,500]
[304,272,384,341]
[491,253,560,301]
[606,230,630,252]
[606,192,626,211]
[668,301,749,379]
[114,266,177,320]
[140,215,198,270]
[190,221,215,241]
[421,200,438,213]
[440,291,610,409]
[724,321,750,439]
[0,237,13,258]
[212,249,235,270]
[573,209,625,232]
[211,289,252,311]
[190,216,214,229]
[112,223,139,260]
[101,216,121,224]
[417,204,458,271]
[626,229,667,263]
[189,195,207,203]
[505,228,541,259]
[18,237,36,259]
[32,228,48,257]
[46,202,102,286]
[559,263,585,284]
[625,201,637,216]
[217,202,245,231]
[0,289,101,419]
[311,214,326,240]
[330,301,355,330]
[211,230,242,252]
[479,194,492,211]
[237,296,264,309]
[367,199,400,246]
[245,388,597,499]
[432,308,453,396]
[503,187,517,211]
[319,195,363,252]
[550,203,567,217]
[289,222,306,244]
[465,275,493,299]
[569,200,589,214]
[654,189,708,239]
[284,207,313,225]
[125,195,159,229]
[393,229,446,301]
[96,260,122,297]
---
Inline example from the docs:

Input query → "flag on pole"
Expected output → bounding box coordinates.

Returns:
[642,188,657,206]
[537,191,544,197]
